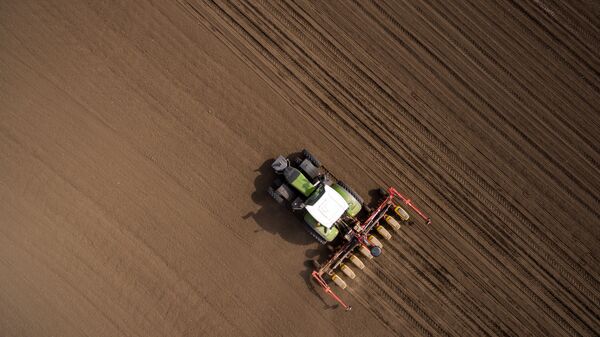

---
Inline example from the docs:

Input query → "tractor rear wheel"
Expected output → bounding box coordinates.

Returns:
[304,223,327,244]
[302,149,321,168]
[376,225,392,240]
[348,254,365,270]
[337,181,364,205]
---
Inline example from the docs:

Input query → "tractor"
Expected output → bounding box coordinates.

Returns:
[268,149,431,310]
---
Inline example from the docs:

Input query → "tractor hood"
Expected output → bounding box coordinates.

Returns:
[305,185,349,228]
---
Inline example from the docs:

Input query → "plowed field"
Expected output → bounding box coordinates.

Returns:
[1,1,599,336]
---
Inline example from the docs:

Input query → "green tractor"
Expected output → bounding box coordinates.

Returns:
[268,149,366,244]
[267,149,432,310]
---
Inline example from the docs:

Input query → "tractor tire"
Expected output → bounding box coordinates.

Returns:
[304,223,327,244]
[358,245,373,259]
[376,225,392,240]
[271,177,284,189]
[302,149,321,168]
[268,187,284,204]
[331,274,347,289]
[384,215,402,231]
[340,264,356,280]
[348,254,365,270]
[337,181,364,205]
[368,235,383,248]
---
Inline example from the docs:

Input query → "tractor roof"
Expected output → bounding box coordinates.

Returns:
[305,185,349,228]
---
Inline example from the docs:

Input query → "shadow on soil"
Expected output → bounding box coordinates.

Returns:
[243,157,337,309]
[242,157,314,246]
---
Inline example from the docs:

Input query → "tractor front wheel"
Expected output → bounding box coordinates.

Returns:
[302,149,322,168]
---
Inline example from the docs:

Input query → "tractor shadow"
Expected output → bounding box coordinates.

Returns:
[242,157,314,246]
[243,157,338,308]
[367,188,383,209]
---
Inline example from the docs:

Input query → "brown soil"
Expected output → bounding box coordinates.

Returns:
[1,1,599,336]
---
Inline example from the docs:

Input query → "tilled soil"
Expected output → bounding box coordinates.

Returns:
[1,1,599,336]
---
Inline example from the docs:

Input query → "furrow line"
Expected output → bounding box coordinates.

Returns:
[382,241,498,337]
[191,1,596,330]
[410,0,600,170]
[459,0,600,142]
[350,0,600,292]
[361,0,599,214]
[506,0,600,87]
[361,269,436,337]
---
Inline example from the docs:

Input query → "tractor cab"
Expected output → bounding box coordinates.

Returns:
[305,185,348,229]
[269,151,363,243]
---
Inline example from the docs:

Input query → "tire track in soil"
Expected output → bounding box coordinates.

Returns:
[348,0,600,303]
[359,268,441,337]
[522,1,600,71]
[184,1,600,334]
[184,0,380,158]
[373,245,498,337]
[346,1,600,330]
[542,0,600,46]
[506,0,600,89]
[357,0,599,217]
[402,0,600,174]
[308,0,596,260]
[280,0,600,322]
[370,0,600,326]
[386,235,523,337]
[272,3,600,330]
[459,0,600,145]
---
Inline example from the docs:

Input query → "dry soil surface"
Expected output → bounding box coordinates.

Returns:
[1,1,599,336]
